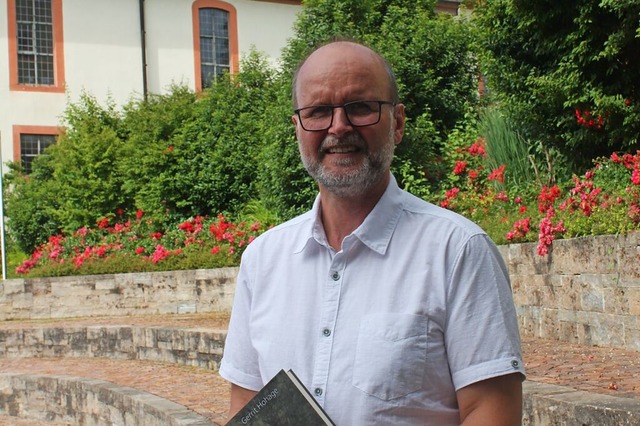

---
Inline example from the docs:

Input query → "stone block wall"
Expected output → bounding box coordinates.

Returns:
[1,232,639,351]
[0,373,212,425]
[0,267,238,320]
[523,382,640,425]
[0,326,226,369]
[499,231,640,351]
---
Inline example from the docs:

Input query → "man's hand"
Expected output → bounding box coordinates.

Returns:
[456,373,523,426]
[226,383,258,423]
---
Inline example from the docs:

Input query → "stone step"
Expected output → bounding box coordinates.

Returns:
[0,313,638,425]
[0,372,215,425]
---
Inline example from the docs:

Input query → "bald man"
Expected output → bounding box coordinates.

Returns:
[219,40,524,425]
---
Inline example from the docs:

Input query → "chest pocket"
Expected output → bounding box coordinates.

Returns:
[352,313,428,401]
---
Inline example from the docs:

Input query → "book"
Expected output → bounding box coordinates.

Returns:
[226,369,336,425]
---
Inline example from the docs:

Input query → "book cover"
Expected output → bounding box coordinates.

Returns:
[226,369,336,425]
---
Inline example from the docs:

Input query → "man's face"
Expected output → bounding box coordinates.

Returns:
[292,43,405,198]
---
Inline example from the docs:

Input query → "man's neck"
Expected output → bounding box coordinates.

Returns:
[318,174,389,251]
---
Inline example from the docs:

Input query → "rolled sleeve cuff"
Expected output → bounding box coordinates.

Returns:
[219,358,264,392]
[452,357,526,391]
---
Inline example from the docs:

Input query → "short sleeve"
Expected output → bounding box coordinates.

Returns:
[218,253,264,391]
[444,234,525,390]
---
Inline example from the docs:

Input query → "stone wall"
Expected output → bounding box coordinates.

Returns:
[2,232,639,351]
[0,267,238,320]
[523,382,640,425]
[0,326,226,370]
[499,231,640,351]
[0,373,212,425]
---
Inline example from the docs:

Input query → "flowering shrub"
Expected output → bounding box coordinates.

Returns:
[437,138,640,255]
[14,145,640,276]
[16,211,269,277]
[575,109,604,130]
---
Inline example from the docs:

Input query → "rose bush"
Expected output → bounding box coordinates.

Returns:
[15,147,640,277]
[16,210,269,277]
[436,141,640,255]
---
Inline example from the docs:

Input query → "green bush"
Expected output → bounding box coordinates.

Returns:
[118,84,198,224]
[474,0,640,171]
[174,51,278,217]
[478,108,535,190]
[5,93,127,253]
[4,156,62,253]
[280,0,479,192]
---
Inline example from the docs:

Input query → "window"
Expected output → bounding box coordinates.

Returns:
[8,0,65,92]
[13,126,59,174]
[192,1,238,91]
[19,134,56,174]
[199,8,230,87]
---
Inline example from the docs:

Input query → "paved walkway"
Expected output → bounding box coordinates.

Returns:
[0,313,638,425]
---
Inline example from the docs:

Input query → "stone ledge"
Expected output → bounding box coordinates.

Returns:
[523,381,640,425]
[0,267,239,321]
[4,233,640,352]
[3,324,640,425]
[0,373,214,425]
[0,326,226,370]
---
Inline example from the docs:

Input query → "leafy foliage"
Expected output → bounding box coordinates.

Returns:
[5,93,128,252]
[15,211,269,277]
[478,108,534,189]
[4,157,61,253]
[474,0,640,170]
[7,0,640,272]
[118,84,198,224]
[281,0,480,195]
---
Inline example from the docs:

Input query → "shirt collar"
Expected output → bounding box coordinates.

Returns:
[294,175,404,255]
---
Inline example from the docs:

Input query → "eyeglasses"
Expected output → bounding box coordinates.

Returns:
[294,100,396,132]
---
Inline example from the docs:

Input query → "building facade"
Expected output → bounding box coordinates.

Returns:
[1,0,302,173]
[1,0,462,174]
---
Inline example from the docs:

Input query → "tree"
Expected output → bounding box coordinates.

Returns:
[474,0,640,171]
[5,93,128,252]
[6,2,483,252]
[278,0,480,196]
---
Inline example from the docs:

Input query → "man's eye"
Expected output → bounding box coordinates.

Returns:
[346,102,375,115]
[307,106,332,118]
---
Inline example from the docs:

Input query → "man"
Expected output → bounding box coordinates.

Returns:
[219,40,525,425]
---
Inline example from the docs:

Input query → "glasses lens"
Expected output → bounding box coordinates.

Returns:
[297,101,390,131]
[299,106,333,131]
[345,101,381,126]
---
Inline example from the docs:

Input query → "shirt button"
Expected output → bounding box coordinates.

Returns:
[314,388,323,396]
[323,328,331,337]
[331,272,340,281]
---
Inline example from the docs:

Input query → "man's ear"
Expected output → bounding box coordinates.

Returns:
[393,104,406,145]
[292,115,300,140]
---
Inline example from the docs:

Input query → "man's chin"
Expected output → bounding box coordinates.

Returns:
[319,172,386,198]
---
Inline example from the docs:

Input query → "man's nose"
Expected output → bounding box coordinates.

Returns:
[328,106,354,136]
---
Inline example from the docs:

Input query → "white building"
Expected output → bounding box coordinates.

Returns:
[0,0,302,173]
[1,0,462,174]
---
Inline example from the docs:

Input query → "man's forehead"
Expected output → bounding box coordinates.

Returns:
[296,42,387,93]
[301,42,381,71]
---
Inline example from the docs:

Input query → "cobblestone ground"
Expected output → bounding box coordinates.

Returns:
[0,313,638,425]
[521,337,639,399]
[0,357,230,425]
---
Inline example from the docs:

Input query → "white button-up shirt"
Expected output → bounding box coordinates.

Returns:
[220,175,524,425]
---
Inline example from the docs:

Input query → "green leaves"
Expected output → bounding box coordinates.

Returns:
[475,0,640,171]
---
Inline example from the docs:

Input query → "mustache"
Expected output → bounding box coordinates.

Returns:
[320,133,365,152]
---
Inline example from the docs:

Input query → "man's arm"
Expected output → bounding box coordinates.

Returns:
[226,383,258,421]
[456,373,523,426]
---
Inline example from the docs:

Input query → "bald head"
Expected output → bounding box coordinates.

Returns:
[292,41,400,110]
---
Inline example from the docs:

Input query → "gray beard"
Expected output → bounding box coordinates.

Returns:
[300,127,395,198]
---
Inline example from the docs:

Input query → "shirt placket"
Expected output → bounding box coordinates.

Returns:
[311,246,347,406]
